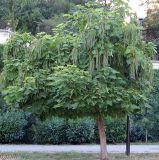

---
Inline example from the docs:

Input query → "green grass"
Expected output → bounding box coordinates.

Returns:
[1,152,159,160]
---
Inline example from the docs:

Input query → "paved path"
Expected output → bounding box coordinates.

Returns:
[0,145,159,153]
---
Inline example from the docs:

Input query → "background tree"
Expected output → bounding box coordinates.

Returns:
[0,0,94,34]
[147,70,159,140]
[1,1,155,160]
[129,73,159,145]
[143,0,159,41]
[0,0,9,28]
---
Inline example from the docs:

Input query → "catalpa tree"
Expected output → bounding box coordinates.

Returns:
[1,1,155,160]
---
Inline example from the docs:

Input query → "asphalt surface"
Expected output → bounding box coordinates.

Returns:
[0,144,159,153]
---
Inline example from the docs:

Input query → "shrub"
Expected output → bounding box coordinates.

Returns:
[94,117,126,144]
[130,124,145,142]
[32,117,67,144]
[66,118,95,144]
[0,113,130,144]
[31,117,95,144]
[0,111,28,143]
[105,117,126,143]
[0,44,4,70]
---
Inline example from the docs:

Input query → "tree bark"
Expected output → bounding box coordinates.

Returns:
[145,129,148,143]
[126,115,130,156]
[97,117,108,160]
[104,0,107,7]
[10,0,16,31]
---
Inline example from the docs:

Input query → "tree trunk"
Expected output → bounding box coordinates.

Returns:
[97,117,108,160]
[126,115,130,156]
[9,0,16,31]
[104,0,107,7]
[145,129,148,143]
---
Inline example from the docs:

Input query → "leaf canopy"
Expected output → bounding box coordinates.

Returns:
[1,0,156,119]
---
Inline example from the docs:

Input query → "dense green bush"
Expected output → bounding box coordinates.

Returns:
[94,117,126,144]
[130,123,145,142]
[0,44,4,71]
[30,117,127,144]
[2,111,159,144]
[0,111,28,143]
[105,118,126,143]
[66,118,95,144]
[31,118,95,144]
[31,118,67,144]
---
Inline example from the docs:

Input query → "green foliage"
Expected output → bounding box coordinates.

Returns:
[130,122,145,142]
[37,15,65,34]
[148,71,159,141]
[94,117,126,144]
[144,0,159,41]
[66,118,95,144]
[0,0,9,28]
[70,0,93,5]
[0,111,28,143]
[105,117,126,143]
[130,70,159,142]
[0,44,4,71]
[32,118,67,144]
[149,70,159,123]
[67,3,155,80]
[31,117,95,144]
[0,0,93,34]
[2,64,146,119]
[0,44,6,112]
[16,4,42,34]
[1,1,155,121]
[2,109,159,144]
[0,112,127,144]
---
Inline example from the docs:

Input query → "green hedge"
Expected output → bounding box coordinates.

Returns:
[0,44,4,70]
[93,118,126,144]
[2,110,157,144]
[31,118,67,144]
[66,119,95,144]
[30,118,95,144]
[0,111,28,143]
[29,117,126,144]
[105,118,126,143]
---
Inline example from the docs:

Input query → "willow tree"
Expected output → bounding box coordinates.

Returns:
[1,1,155,160]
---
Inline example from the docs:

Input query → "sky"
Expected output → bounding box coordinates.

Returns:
[128,0,147,18]
[98,0,148,18]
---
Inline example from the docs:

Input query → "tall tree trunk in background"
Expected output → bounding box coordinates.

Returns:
[104,0,107,7]
[145,129,148,143]
[97,117,108,160]
[126,115,130,156]
[9,0,16,31]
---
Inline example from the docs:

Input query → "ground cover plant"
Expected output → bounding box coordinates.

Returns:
[0,153,159,160]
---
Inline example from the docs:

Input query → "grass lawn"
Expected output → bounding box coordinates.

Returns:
[1,152,159,160]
